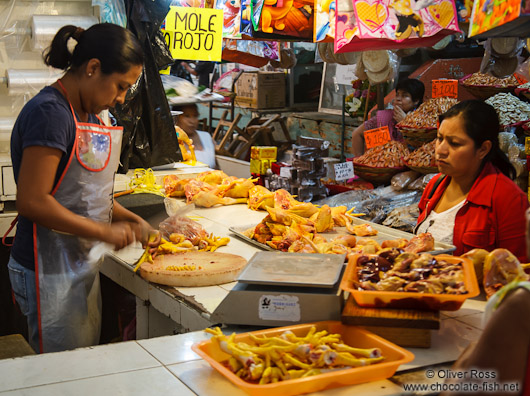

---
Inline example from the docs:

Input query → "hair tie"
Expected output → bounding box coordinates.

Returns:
[66,36,78,55]
[66,27,84,55]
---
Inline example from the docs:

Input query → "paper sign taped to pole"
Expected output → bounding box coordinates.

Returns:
[164,6,223,62]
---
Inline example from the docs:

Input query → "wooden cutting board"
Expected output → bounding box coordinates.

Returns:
[341,295,440,348]
[139,251,248,287]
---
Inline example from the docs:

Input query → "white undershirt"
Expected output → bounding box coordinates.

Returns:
[417,199,466,244]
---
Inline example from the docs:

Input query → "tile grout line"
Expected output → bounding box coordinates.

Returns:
[135,342,201,395]
[0,365,163,394]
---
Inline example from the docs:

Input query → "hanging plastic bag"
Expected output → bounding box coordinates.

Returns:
[92,0,127,27]
[335,0,461,53]
[112,0,182,172]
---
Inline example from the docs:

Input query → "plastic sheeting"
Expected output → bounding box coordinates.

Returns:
[315,185,423,226]
[112,0,182,172]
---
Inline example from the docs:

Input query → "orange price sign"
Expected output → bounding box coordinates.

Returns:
[432,79,458,98]
[364,126,391,149]
[515,73,528,85]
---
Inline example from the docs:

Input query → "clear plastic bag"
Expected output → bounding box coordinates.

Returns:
[408,173,438,191]
[159,200,207,242]
[508,144,526,161]
[382,203,420,233]
[391,171,421,191]
[480,38,525,78]
[512,158,527,178]
[92,0,127,27]
[160,74,199,98]
[498,132,519,152]
[315,186,421,224]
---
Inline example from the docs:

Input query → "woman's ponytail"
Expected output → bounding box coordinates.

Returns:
[43,25,84,70]
[43,23,143,75]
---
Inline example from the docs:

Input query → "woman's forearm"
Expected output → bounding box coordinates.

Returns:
[351,124,366,157]
[17,193,107,240]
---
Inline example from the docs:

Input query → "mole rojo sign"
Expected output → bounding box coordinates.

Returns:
[164,6,223,62]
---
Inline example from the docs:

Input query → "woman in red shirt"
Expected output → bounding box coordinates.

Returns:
[416,100,528,262]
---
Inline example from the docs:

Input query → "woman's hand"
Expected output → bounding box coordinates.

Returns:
[393,105,407,124]
[134,218,162,257]
[145,230,162,258]
[103,222,139,250]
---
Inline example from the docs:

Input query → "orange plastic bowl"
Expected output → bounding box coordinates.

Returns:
[191,321,414,396]
[340,254,480,311]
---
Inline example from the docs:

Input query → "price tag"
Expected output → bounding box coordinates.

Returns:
[515,73,528,85]
[364,126,391,149]
[279,166,292,178]
[334,161,354,181]
[432,79,458,98]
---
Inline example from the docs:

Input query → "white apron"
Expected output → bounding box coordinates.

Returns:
[34,80,123,353]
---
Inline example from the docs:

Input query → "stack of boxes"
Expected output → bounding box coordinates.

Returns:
[290,136,329,202]
[250,146,277,185]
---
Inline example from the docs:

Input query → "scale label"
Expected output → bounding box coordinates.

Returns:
[258,294,300,322]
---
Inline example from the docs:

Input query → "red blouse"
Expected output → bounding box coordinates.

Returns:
[416,162,529,262]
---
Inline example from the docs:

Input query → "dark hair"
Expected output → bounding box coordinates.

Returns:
[439,100,515,179]
[44,23,143,74]
[396,78,425,107]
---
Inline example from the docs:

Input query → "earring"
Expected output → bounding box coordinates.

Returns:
[88,73,92,77]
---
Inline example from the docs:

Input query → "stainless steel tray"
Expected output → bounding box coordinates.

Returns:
[229,218,456,255]
[229,225,275,251]
[237,251,346,288]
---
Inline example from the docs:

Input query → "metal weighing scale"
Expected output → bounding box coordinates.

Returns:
[211,251,346,327]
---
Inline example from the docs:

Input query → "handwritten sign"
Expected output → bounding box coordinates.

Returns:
[334,162,354,181]
[364,126,391,149]
[432,79,458,99]
[164,6,222,62]
[515,73,528,85]
[279,166,292,178]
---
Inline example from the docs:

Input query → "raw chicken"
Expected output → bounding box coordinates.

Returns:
[483,248,529,299]
[403,233,435,253]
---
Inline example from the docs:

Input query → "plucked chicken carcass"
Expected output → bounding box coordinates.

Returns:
[403,233,435,253]
[163,174,190,198]
[330,206,363,226]
[184,179,245,208]
[346,223,378,237]
[309,205,334,233]
[248,185,275,210]
[483,248,529,298]
[196,170,229,185]
[462,248,488,286]
[176,126,196,163]
[220,177,258,198]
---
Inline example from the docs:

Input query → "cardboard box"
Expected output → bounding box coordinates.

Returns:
[234,71,286,109]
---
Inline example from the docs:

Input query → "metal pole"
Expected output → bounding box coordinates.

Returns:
[377,84,385,110]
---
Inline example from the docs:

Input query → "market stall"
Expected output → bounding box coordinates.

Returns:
[2,0,530,394]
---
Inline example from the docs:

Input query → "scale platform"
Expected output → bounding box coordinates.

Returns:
[211,252,346,327]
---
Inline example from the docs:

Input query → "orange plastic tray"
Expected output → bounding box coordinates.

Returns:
[340,254,480,311]
[192,321,414,396]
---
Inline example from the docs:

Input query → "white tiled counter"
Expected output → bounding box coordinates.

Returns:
[0,298,487,396]
[100,202,268,337]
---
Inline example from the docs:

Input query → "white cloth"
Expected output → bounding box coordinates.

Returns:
[195,130,216,169]
[416,199,466,244]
